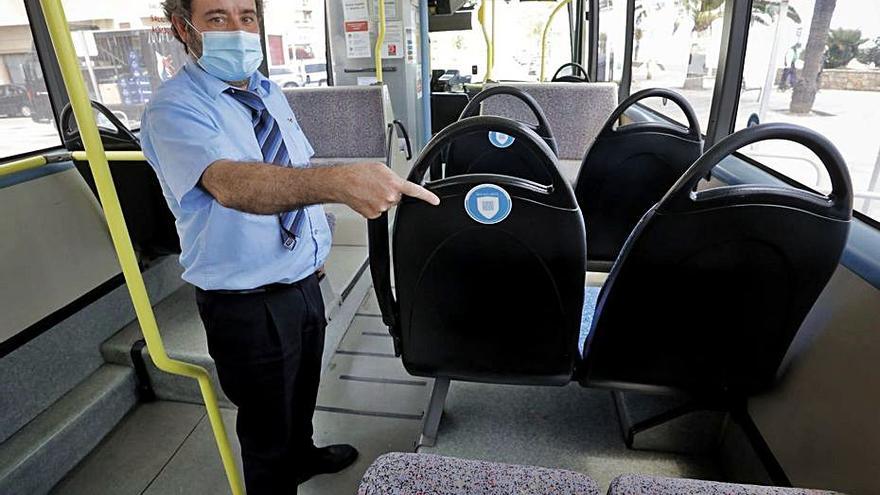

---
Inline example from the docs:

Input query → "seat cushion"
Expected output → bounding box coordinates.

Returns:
[579,285,601,354]
[358,453,600,494]
[608,474,843,495]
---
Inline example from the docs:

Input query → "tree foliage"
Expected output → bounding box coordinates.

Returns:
[674,0,725,34]
[751,0,801,26]
[825,28,868,68]
[856,37,880,67]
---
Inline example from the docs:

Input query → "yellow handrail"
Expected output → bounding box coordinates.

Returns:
[0,155,48,178]
[38,1,244,494]
[374,0,386,83]
[478,0,494,82]
[0,151,149,179]
[540,0,572,82]
[72,151,146,162]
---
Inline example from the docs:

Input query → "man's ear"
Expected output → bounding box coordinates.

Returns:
[171,15,190,48]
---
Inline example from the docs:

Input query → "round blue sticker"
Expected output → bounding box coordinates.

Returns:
[488,131,515,148]
[465,184,513,225]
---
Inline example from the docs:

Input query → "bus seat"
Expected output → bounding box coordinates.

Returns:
[431,91,469,134]
[439,86,558,184]
[575,88,703,270]
[369,116,586,385]
[580,285,601,355]
[482,82,618,163]
[608,474,844,495]
[284,86,389,159]
[358,453,601,495]
[551,62,591,83]
[61,101,180,257]
[579,123,853,402]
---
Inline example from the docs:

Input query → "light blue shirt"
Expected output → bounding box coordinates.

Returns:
[140,61,331,290]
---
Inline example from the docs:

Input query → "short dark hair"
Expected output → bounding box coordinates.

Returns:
[162,0,265,44]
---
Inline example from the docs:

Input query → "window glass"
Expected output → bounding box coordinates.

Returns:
[59,1,188,131]
[431,0,572,83]
[598,0,627,83]
[0,4,61,160]
[735,0,880,221]
[628,0,727,130]
[263,0,329,88]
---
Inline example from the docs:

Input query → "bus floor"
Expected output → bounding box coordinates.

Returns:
[51,288,720,494]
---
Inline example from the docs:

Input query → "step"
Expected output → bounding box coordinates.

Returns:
[54,288,424,495]
[101,245,371,408]
[0,256,184,445]
[0,365,137,495]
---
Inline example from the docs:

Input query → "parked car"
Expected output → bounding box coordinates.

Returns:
[269,66,303,88]
[0,84,43,118]
[303,62,328,86]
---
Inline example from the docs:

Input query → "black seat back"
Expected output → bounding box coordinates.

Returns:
[437,86,558,183]
[575,88,703,269]
[61,101,180,257]
[430,92,469,134]
[370,116,586,385]
[579,123,853,399]
[551,63,591,83]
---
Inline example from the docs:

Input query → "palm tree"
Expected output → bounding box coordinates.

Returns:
[675,0,725,88]
[751,0,801,26]
[824,28,867,68]
[791,0,837,114]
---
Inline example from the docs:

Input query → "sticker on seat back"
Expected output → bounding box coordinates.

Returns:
[465,184,512,225]
[488,131,515,148]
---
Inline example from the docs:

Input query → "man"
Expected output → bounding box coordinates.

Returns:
[140,0,440,493]
[781,42,801,90]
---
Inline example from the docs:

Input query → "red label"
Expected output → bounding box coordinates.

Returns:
[344,21,369,33]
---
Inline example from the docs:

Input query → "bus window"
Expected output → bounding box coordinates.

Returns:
[598,0,627,83]
[60,1,188,131]
[263,0,329,88]
[735,0,880,221]
[627,0,728,128]
[431,0,572,82]
[0,4,60,159]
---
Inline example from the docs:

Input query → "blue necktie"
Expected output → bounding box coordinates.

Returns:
[225,87,304,250]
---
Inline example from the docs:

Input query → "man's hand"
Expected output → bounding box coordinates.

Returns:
[200,159,439,217]
[333,162,440,219]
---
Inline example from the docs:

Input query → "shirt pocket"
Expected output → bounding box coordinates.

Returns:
[280,119,315,166]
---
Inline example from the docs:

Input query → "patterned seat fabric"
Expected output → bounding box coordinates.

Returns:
[608,474,843,495]
[482,82,619,161]
[358,452,600,495]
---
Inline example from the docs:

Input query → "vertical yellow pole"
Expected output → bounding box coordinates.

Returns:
[375,0,386,83]
[39,1,244,494]
[478,0,494,82]
[540,0,573,81]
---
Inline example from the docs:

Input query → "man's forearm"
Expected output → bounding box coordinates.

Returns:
[201,160,344,215]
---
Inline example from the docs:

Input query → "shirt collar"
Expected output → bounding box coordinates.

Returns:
[184,58,272,100]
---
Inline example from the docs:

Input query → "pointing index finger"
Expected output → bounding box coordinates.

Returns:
[400,180,440,206]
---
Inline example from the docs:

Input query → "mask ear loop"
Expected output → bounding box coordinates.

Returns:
[179,17,204,56]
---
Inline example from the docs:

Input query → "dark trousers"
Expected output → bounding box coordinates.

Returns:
[195,274,326,495]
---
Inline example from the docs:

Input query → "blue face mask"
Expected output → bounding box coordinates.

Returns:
[185,20,263,82]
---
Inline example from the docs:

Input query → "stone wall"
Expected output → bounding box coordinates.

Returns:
[775,68,880,91]
[820,69,880,91]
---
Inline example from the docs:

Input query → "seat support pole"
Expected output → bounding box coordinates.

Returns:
[612,390,701,448]
[417,377,451,449]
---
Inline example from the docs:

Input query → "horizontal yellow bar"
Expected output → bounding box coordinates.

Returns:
[0,155,49,178]
[71,151,146,162]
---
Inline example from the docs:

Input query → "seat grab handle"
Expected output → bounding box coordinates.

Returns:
[367,123,405,355]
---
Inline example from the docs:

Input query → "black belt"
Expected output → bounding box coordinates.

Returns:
[199,273,316,295]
